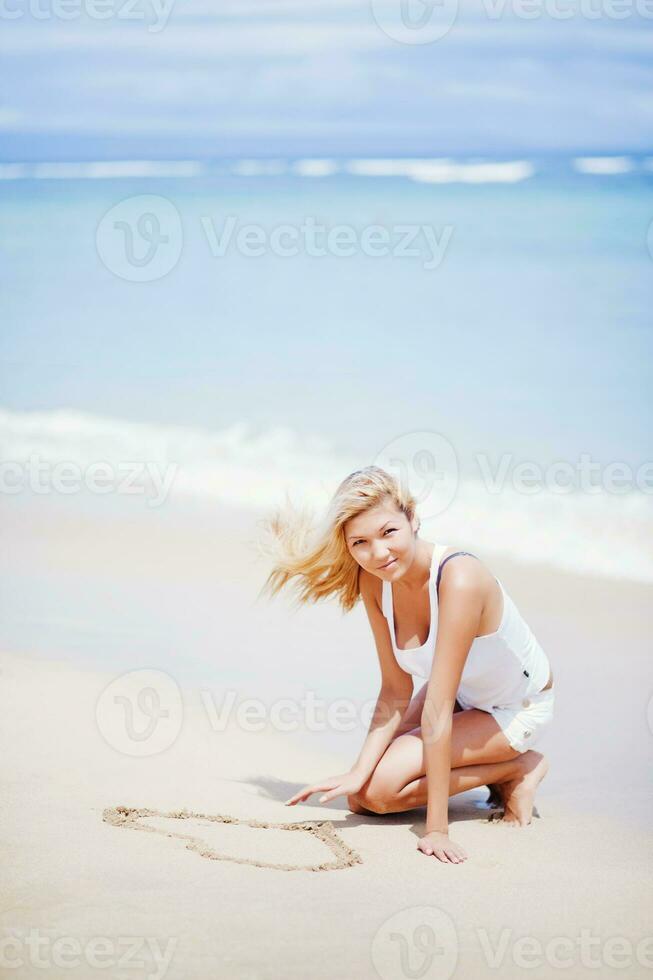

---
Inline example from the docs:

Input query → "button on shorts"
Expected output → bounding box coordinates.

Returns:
[490,685,555,753]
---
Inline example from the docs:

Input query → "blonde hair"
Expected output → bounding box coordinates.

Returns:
[257,466,420,613]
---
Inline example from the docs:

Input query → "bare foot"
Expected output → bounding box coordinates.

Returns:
[496,751,549,826]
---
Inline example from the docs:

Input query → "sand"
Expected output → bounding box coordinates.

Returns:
[102,806,363,872]
[1,496,652,979]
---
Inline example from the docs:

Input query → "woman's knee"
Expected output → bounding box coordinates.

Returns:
[347,790,389,815]
[347,770,396,814]
[346,793,368,814]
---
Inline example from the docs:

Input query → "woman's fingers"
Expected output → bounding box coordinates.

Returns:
[284,785,318,805]
[285,772,359,806]
[318,786,343,803]
[285,780,337,805]
[441,846,466,863]
[417,840,468,863]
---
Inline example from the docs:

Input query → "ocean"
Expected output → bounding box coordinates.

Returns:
[2,154,652,587]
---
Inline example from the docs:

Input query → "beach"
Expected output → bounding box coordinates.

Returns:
[2,493,652,979]
[3,1,653,974]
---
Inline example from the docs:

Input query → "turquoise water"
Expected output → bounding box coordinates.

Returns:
[2,166,652,467]
[1,162,652,589]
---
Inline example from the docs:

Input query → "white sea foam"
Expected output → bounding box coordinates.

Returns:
[231,159,288,176]
[1,408,651,585]
[0,161,206,180]
[409,160,534,184]
[573,156,634,175]
[344,158,437,177]
[291,159,339,177]
[344,158,534,183]
[0,156,645,182]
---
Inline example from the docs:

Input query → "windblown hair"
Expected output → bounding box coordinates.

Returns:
[257,466,420,613]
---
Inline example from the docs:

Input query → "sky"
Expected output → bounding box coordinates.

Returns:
[1,0,652,159]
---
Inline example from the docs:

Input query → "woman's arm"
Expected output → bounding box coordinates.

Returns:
[284,682,411,807]
[351,568,414,782]
[350,681,414,784]
[285,570,413,807]
[420,563,484,845]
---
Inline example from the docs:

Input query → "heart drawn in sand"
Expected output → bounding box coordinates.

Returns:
[102,806,363,872]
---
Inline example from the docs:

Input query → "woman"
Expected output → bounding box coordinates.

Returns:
[260,466,554,864]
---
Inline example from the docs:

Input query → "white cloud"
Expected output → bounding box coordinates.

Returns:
[1,4,651,151]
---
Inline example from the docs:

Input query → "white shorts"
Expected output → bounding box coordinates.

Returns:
[488,685,555,754]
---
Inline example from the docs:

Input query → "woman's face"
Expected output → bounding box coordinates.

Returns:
[344,500,418,578]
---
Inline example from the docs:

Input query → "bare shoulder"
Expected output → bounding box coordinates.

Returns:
[438,550,505,638]
[359,566,382,612]
[437,549,492,597]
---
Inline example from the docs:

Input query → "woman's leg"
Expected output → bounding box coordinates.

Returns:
[348,708,548,824]
[348,754,525,814]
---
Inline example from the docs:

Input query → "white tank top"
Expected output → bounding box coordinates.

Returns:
[381,544,550,711]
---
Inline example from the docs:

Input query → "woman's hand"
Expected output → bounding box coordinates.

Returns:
[284,771,364,807]
[417,830,468,864]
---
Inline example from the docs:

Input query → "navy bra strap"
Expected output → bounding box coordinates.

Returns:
[436,551,478,598]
